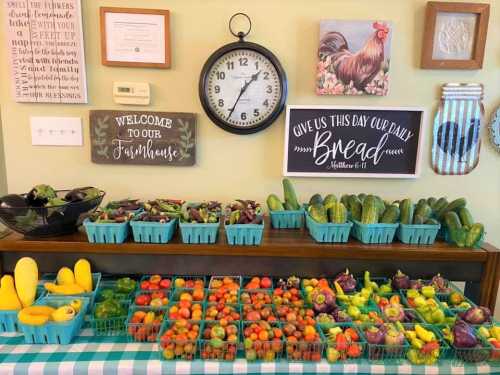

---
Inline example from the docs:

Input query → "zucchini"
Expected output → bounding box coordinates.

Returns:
[361,195,378,224]
[283,178,300,210]
[399,199,414,225]
[458,207,474,227]
[444,211,462,230]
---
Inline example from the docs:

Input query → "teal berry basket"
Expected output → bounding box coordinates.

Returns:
[224,223,264,245]
[83,219,129,244]
[269,208,305,229]
[306,215,352,243]
[241,321,285,362]
[397,223,441,245]
[179,222,220,244]
[158,320,203,361]
[125,306,166,343]
[319,323,366,363]
[19,296,89,345]
[46,272,101,311]
[0,286,45,333]
[90,300,130,336]
[359,324,410,364]
[435,293,476,312]
[130,218,177,244]
[96,278,138,303]
[351,220,398,244]
[402,323,452,363]
[199,320,240,361]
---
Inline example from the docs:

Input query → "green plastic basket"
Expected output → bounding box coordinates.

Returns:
[90,301,130,336]
[241,321,284,362]
[475,325,500,365]
[436,293,476,312]
[351,220,398,244]
[402,323,452,363]
[397,223,441,245]
[269,208,305,229]
[306,215,352,243]
[96,279,137,303]
[199,320,239,361]
[285,331,324,362]
[125,306,166,343]
[158,320,203,361]
[360,324,410,363]
[319,322,366,363]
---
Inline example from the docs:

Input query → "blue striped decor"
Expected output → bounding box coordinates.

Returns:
[489,106,500,154]
[432,84,483,175]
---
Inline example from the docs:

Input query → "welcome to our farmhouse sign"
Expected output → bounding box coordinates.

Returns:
[284,106,425,178]
[90,110,196,166]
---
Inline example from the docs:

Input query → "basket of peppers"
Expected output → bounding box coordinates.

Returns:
[224,200,264,246]
[83,208,134,244]
[179,201,222,244]
[130,199,183,244]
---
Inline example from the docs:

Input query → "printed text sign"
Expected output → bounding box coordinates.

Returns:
[90,110,196,166]
[284,106,424,178]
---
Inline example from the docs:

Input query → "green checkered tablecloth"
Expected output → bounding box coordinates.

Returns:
[0,329,497,374]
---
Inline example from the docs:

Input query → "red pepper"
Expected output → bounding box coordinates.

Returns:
[421,341,440,354]
[347,343,362,358]
[336,333,348,351]
[491,339,500,359]
[345,328,359,342]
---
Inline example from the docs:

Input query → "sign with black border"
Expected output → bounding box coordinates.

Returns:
[283,105,426,178]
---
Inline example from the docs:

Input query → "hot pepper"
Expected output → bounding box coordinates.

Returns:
[335,332,348,351]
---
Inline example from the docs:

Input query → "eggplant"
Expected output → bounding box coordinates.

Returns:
[311,289,336,314]
[365,326,385,344]
[333,268,357,293]
[392,270,411,290]
[331,308,352,322]
[431,274,451,293]
[460,306,491,325]
[382,303,405,322]
[0,194,28,216]
[453,320,478,348]
[410,279,424,290]
[26,184,56,206]
[64,187,96,202]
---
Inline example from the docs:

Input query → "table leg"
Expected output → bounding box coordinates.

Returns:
[478,252,499,312]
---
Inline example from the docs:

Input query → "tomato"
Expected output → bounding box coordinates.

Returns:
[135,294,151,306]
[159,279,171,289]
[140,281,150,290]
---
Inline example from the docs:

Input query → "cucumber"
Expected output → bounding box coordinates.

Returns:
[380,205,400,224]
[399,199,414,225]
[458,207,474,227]
[465,223,484,247]
[415,203,432,221]
[348,195,362,221]
[267,194,284,211]
[309,194,323,206]
[439,198,467,219]
[427,197,437,207]
[444,211,462,230]
[328,202,347,224]
[374,196,386,219]
[323,194,337,209]
[416,199,427,208]
[340,194,350,208]
[425,218,439,225]
[361,195,378,224]
[432,197,448,212]
[283,179,300,210]
[413,214,424,224]
[309,203,328,224]
[357,193,367,203]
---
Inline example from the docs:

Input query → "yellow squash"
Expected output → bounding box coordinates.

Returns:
[74,259,92,293]
[56,267,75,285]
[18,306,55,326]
[14,257,38,308]
[0,275,22,310]
[44,282,85,295]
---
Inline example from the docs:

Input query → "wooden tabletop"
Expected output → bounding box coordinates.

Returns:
[0,227,491,262]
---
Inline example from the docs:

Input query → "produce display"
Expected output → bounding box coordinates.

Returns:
[127,309,164,342]
[160,320,201,360]
[363,323,406,360]
[18,298,83,325]
[200,322,239,361]
[401,323,443,365]
[324,325,364,363]
[224,200,263,225]
[243,321,284,361]
[308,194,349,224]
[284,320,323,361]
[44,259,94,296]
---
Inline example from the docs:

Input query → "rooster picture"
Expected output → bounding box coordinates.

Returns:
[317,21,391,96]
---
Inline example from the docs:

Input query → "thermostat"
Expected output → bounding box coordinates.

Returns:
[113,82,150,105]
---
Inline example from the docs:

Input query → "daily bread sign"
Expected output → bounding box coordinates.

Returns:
[284,106,425,178]
[90,110,196,166]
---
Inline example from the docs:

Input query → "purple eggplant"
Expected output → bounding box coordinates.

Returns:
[392,270,411,290]
[453,320,478,348]
[333,268,357,293]
[431,273,451,293]
[331,308,352,323]
[460,306,492,325]
[410,279,424,290]
[311,289,336,314]
[364,326,385,345]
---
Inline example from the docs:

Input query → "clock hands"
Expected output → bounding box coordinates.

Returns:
[227,70,261,120]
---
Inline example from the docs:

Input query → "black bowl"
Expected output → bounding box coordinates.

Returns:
[0,189,105,237]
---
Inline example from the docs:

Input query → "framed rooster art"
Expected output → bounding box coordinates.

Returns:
[317,20,392,96]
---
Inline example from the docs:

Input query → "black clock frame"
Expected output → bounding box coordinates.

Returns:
[199,41,288,135]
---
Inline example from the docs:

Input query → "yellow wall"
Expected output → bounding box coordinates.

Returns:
[0,0,499,247]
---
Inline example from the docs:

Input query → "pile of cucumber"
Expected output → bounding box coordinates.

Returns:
[398,198,439,225]
[342,194,399,225]
[266,179,301,212]
[307,194,347,224]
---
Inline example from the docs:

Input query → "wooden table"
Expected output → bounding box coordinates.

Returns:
[0,226,498,312]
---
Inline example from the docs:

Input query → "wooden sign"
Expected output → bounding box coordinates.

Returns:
[284,105,425,178]
[3,0,87,103]
[90,111,196,166]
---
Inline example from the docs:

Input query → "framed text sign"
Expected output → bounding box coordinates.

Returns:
[3,0,87,103]
[90,110,196,166]
[283,105,425,178]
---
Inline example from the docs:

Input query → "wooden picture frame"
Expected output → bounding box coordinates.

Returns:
[421,2,489,69]
[100,7,171,68]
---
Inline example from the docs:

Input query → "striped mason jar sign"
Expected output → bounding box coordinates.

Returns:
[432,83,483,175]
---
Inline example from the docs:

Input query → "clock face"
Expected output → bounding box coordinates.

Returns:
[200,43,287,134]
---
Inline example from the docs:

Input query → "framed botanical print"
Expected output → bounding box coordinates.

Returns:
[100,7,171,68]
[421,2,490,69]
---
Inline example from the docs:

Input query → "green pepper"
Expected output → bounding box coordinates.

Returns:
[115,277,136,294]
[99,288,115,301]
[94,299,123,319]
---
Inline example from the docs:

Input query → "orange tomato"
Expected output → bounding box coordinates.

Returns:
[258,330,269,341]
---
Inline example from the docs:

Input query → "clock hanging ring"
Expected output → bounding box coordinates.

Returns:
[199,13,288,135]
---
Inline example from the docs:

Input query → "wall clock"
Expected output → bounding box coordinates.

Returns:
[199,13,288,135]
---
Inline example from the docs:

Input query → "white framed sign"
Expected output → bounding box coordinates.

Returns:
[283,105,426,178]
[3,0,87,103]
